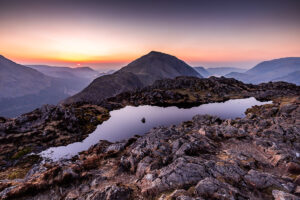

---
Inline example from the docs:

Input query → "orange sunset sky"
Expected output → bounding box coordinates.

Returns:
[0,0,300,69]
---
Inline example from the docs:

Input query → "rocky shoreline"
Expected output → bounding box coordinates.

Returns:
[0,104,109,176]
[104,76,300,108]
[0,95,299,199]
[0,77,300,199]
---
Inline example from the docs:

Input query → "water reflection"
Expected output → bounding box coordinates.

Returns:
[40,97,271,161]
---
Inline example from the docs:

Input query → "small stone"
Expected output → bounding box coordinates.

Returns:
[295,186,300,194]
[65,190,80,200]
[272,190,299,200]
[198,128,206,135]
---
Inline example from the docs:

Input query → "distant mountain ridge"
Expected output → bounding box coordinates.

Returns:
[205,67,246,77]
[272,70,300,85]
[0,55,52,99]
[28,65,102,95]
[193,66,246,78]
[64,51,202,104]
[27,65,100,80]
[0,56,70,117]
[225,57,300,84]
[194,67,210,77]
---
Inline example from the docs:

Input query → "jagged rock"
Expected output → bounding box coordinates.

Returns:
[0,78,300,199]
[244,170,284,190]
[140,157,209,195]
[105,142,127,153]
[272,190,300,200]
[195,177,239,199]
[89,185,132,200]
[90,176,107,188]
[158,189,193,200]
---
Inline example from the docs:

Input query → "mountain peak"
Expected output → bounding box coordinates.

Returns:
[0,55,20,66]
[65,51,201,104]
[0,55,7,60]
[120,51,201,79]
[147,51,167,56]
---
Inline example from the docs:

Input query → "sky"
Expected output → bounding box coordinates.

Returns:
[0,0,300,69]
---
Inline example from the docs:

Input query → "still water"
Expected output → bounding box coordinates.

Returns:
[40,97,271,161]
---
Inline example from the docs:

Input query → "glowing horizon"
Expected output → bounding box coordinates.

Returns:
[1,0,300,69]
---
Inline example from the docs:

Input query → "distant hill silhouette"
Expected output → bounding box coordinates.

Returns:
[28,65,101,95]
[0,56,68,117]
[272,70,300,85]
[206,67,246,77]
[193,66,246,78]
[194,67,210,77]
[28,65,100,79]
[0,55,52,99]
[64,51,202,104]
[225,57,300,84]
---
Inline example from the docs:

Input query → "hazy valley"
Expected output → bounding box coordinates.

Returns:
[0,57,112,117]
[226,57,300,85]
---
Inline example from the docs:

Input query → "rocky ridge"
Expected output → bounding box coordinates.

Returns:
[104,76,300,107]
[0,104,109,176]
[0,76,300,199]
[0,95,300,199]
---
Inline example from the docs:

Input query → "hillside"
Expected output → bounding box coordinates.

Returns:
[226,57,300,84]
[0,56,69,117]
[272,70,300,85]
[64,51,202,104]
[194,66,210,77]
[0,55,52,99]
[206,67,246,77]
[28,65,102,95]
[0,76,300,199]
[28,65,100,80]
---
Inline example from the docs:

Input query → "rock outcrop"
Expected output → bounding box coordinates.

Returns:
[0,104,109,176]
[105,76,300,108]
[0,76,299,181]
[0,77,299,199]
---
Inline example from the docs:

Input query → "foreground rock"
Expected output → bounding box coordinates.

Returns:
[1,94,300,199]
[105,76,300,107]
[0,104,109,178]
[0,76,299,183]
[2,76,299,176]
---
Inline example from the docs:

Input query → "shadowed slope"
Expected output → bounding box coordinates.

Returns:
[0,55,51,99]
[0,56,69,117]
[226,57,300,84]
[64,51,202,104]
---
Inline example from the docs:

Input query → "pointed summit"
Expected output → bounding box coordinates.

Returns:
[120,51,202,83]
[146,51,170,56]
[64,51,202,104]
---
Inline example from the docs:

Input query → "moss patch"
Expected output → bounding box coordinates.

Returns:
[11,147,32,160]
